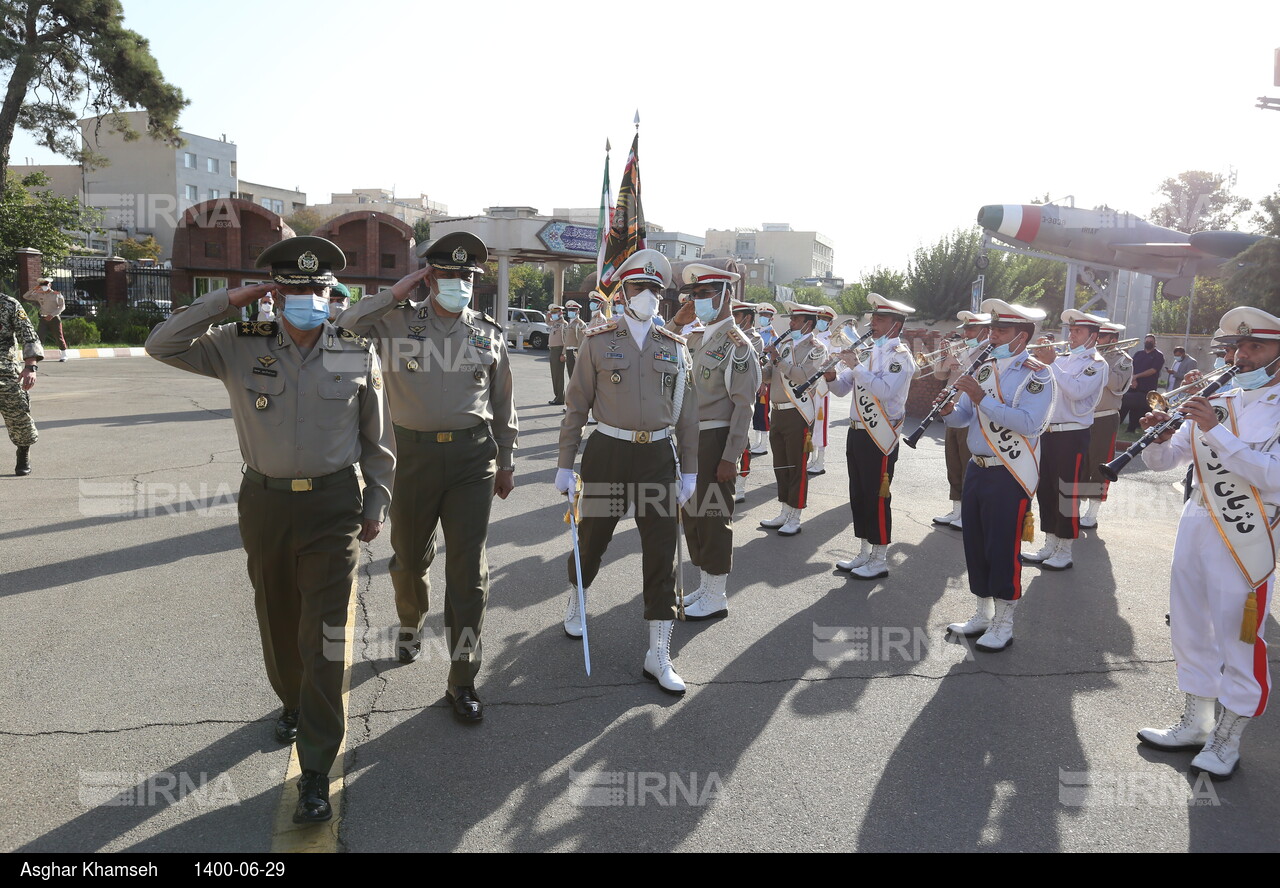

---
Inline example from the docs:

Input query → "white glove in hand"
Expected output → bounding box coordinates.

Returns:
[555,468,576,494]
[678,473,697,506]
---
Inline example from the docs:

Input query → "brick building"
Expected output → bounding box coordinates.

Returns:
[311,211,416,299]
[170,198,293,301]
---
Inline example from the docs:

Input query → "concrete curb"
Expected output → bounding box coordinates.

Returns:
[49,347,148,360]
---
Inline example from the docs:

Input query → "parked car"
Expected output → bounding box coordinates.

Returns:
[505,308,551,349]
[131,297,172,317]
[62,290,105,318]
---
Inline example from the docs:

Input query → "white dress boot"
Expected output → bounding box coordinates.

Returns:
[1042,538,1074,570]
[1021,533,1059,563]
[1137,693,1217,751]
[563,587,588,638]
[975,599,1017,652]
[1191,708,1251,779]
[734,475,747,504]
[836,540,873,572]
[643,620,686,694]
[947,597,996,637]
[778,506,803,536]
[682,569,708,608]
[759,506,790,529]
[850,545,889,580]
[683,573,728,621]
[807,447,826,475]
[932,501,961,526]
[1079,498,1100,528]
[749,431,768,455]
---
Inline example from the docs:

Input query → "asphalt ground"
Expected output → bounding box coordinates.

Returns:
[1,350,1277,853]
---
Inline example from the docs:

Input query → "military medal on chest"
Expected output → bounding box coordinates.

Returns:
[255,395,269,410]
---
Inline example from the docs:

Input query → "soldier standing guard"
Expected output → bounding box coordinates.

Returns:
[749,303,778,455]
[732,299,764,504]
[145,235,396,824]
[563,300,586,381]
[548,303,567,406]
[1079,321,1132,528]
[337,232,517,723]
[1021,309,1109,570]
[1,293,42,475]
[676,264,761,621]
[555,249,699,694]
[828,294,916,579]
[758,302,829,537]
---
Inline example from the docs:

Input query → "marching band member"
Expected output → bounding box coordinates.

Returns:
[732,299,765,504]
[807,306,838,476]
[1079,321,1132,528]
[941,299,1054,652]
[827,294,915,579]
[555,249,699,695]
[932,311,991,530]
[677,265,761,621]
[749,303,778,455]
[1136,306,1280,779]
[759,302,829,537]
[1021,310,1109,570]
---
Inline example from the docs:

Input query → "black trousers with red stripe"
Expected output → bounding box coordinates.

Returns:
[961,461,1030,601]
[847,427,898,545]
[1036,427,1090,540]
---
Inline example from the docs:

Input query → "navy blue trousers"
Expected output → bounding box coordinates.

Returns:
[961,460,1030,601]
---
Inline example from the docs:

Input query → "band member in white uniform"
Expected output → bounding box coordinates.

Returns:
[932,311,991,530]
[1079,321,1133,528]
[807,306,838,476]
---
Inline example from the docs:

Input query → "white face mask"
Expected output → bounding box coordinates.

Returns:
[627,289,661,322]
[435,278,473,312]
[328,298,349,321]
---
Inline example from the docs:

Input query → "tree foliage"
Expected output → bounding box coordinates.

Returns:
[0,169,98,277]
[508,263,551,310]
[1251,185,1280,237]
[1224,237,1280,316]
[743,284,773,304]
[1151,277,1238,336]
[284,207,335,236]
[0,0,188,189]
[1150,170,1251,233]
[412,217,431,245]
[116,234,160,261]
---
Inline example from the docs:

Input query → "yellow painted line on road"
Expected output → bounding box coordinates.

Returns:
[269,580,359,853]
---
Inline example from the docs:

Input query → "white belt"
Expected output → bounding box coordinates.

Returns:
[1048,422,1088,432]
[1093,409,1118,418]
[773,402,796,411]
[699,420,730,431]
[971,455,1000,469]
[594,422,671,444]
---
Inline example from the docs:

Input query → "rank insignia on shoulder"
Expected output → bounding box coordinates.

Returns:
[889,361,902,373]
[481,311,500,328]
[237,321,276,336]
[1027,379,1045,394]
[587,322,618,338]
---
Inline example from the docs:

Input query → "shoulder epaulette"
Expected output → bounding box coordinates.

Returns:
[656,325,686,345]
[728,326,750,347]
[585,321,618,337]
[237,321,277,336]
[336,327,372,349]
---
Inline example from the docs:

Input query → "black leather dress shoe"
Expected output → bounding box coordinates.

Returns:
[446,685,483,723]
[274,707,299,743]
[293,770,332,823]
[396,631,421,663]
[548,399,564,406]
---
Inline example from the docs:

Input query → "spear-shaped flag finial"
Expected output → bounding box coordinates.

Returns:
[634,109,640,130]
[605,138,611,152]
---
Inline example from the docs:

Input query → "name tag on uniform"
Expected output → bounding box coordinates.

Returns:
[606,351,625,359]
[252,367,278,377]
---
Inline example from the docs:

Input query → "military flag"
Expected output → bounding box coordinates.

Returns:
[597,130,646,296]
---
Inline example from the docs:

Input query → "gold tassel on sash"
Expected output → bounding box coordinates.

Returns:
[804,429,814,454]
[1240,588,1259,644]
[1022,511,1035,543]
[879,472,891,498]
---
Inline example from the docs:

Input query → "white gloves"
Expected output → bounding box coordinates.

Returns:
[678,473,697,506]
[555,468,576,494]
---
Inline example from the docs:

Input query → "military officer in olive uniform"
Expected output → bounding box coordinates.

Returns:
[146,235,395,824]
[555,248,699,694]
[336,231,517,723]
[674,265,760,621]
[1,293,42,475]
[548,303,568,405]
[563,299,586,381]
[732,299,764,503]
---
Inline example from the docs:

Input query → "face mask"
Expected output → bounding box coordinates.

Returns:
[1070,343,1089,355]
[627,289,660,322]
[567,311,577,320]
[789,329,804,342]
[964,337,980,349]
[328,298,349,322]
[816,319,830,333]
[1213,356,1227,369]
[757,315,771,328]
[550,312,562,321]
[1144,341,1155,351]
[1235,358,1280,390]
[282,294,330,331]
[694,296,720,325]
[989,333,1025,361]
[435,278,473,313]
[873,335,889,348]
[40,285,51,291]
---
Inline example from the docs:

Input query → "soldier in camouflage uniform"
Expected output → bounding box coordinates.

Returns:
[0,294,42,475]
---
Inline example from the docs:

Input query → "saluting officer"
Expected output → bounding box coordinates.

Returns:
[732,299,765,503]
[555,248,699,695]
[940,299,1054,652]
[337,232,516,723]
[563,299,586,380]
[1079,321,1133,528]
[146,235,395,824]
[675,264,760,622]
[1022,309,1109,570]
[759,302,829,537]
[932,311,991,530]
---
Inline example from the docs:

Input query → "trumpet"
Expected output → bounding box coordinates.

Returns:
[913,340,965,370]
[1099,337,1140,355]
[1031,336,1141,358]
[1146,362,1237,412]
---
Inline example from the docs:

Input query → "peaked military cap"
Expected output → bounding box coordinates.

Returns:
[256,235,345,287]
[418,231,487,273]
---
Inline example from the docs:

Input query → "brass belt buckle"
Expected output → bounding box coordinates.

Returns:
[634,430,651,444]
[436,432,453,443]
[292,478,313,492]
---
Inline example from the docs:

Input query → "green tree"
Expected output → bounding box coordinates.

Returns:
[860,266,906,301]
[0,170,99,277]
[744,284,773,304]
[412,217,431,245]
[1224,237,1280,316]
[903,227,988,320]
[509,263,550,310]
[835,282,870,316]
[1251,185,1280,237]
[116,235,160,261]
[284,207,335,236]
[563,263,593,293]
[1151,277,1237,335]
[0,0,188,189]
[1150,170,1252,233]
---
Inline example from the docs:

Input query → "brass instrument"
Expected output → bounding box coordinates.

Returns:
[1146,362,1237,412]
[1031,335,1140,358]
[913,339,964,370]
[1098,337,1139,355]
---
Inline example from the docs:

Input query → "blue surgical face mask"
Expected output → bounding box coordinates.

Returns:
[694,296,720,324]
[567,311,577,320]
[816,319,830,333]
[789,329,803,342]
[965,337,980,349]
[1070,343,1089,355]
[435,278,473,313]
[757,315,771,328]
[873,335,888,348]
[1235,358,1279,390]
[282,294,329,330]
[1213,356,1227,369]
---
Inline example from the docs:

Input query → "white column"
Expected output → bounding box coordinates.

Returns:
[497,252,516,351]
[551,261,566,303]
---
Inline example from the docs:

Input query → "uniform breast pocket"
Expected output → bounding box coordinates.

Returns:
[318,376,363,429]
[242,372,286,426]
[652,356,680,387]
[600,355,630,385]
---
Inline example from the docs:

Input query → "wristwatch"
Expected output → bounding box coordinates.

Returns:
[24,363,37,372]
[498,465,515,472]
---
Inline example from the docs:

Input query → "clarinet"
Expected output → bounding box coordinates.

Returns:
[902,343,997,450]
[1098,364,1242,482]
[790,330,876,400]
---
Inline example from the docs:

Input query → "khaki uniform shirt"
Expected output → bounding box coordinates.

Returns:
[563,318,587,350]
[1096,349,1133,414]
[559,318,700,471]
[145,289,395,521]
[548,317,566,348]
[22,287,64,318]
[1,295,44,371]
[762,332,829,407]
[336,289,518,467]
[686,317,761,463]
